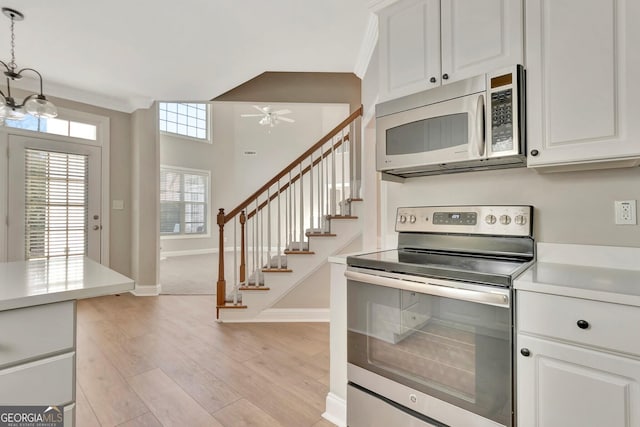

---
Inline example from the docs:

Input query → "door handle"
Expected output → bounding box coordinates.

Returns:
[473,94,486,157]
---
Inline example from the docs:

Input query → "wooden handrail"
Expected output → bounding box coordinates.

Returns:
[224,105,363,223]
[245,136,347,220]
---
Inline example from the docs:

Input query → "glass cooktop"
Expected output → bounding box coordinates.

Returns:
[347,249,532,287]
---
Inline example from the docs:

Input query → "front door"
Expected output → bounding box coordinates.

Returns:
[7,135,102,262]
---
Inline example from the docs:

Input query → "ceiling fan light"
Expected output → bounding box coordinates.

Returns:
[25,95,58,118]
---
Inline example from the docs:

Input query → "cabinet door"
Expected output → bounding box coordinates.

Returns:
[526,0,640,168]
[378,0,441,101]
[517,334,640,427]
[440,0,523,84]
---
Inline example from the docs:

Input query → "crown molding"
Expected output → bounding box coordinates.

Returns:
[7,75,154,113]
[354,13,379,79]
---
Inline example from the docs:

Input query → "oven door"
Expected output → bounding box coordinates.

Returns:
[346,268,513,427]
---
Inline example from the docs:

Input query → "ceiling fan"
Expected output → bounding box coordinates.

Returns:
[241,105,295,127]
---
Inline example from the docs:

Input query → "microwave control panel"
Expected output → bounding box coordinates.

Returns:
[487,65,524,156]
[491,89,514,152]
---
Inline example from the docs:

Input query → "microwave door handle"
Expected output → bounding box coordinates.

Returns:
[474,94,486,157]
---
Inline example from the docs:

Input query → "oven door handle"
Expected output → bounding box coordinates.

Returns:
[345,270,510,308]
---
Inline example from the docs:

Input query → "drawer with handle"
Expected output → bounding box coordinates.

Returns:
[517,291,640,357]
[0,301,75,368]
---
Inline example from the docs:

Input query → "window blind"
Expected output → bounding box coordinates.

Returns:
[24,149,89,259]
[160,168,208,235]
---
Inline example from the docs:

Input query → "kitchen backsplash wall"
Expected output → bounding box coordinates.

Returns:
[380,166,640,248]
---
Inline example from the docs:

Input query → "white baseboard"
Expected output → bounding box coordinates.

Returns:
[130,283,161,296]
[323,392,346,427]
[224,308,330,323]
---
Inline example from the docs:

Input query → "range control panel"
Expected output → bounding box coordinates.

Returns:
[396,205,533,237]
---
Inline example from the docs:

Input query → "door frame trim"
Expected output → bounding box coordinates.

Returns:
[0,108,110,264]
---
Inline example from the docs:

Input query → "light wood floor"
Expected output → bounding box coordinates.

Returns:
[76,293,336,427]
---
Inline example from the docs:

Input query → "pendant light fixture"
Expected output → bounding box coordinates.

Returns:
[0,7,57,121]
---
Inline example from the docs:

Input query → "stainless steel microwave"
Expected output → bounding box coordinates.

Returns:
[376,65,526,179]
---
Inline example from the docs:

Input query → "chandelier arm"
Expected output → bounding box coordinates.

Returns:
[16,67,45,95]
[0,60,10,73]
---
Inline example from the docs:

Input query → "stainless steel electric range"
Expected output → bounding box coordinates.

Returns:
[346,205,534,427]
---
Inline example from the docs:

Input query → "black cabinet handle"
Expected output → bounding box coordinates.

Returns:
[442,73,449,80]
[430,77,436,83]
[530,149,539,156]
[520,348,531,357]
[577,320,590,329]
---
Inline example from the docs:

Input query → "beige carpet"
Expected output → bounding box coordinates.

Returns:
[159,253,217,294]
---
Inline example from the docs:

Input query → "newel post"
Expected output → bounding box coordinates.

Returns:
[239,211,246,283]
[216,208,226,307]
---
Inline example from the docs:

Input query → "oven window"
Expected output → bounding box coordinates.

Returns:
[386,113,468,155]
[348,279,512,426]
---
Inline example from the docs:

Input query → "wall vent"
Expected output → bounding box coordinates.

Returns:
[243,150,258,156]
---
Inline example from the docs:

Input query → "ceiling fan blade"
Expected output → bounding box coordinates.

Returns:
[273,109,292,115]
[278,117,295,123]
[252,105,268,113]
[241,114,264,117]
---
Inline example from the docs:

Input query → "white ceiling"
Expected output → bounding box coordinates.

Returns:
[0,0,371,112]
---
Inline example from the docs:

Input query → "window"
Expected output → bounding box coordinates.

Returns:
[160,167,209,237]
[5,115,97,140]
[24,149,89,259]
[159,102,209,141]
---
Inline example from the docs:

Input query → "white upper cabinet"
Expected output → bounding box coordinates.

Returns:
[526,0,640,170]
[378,0,441,101]
[376,0,523,102]
[440,0,523,83]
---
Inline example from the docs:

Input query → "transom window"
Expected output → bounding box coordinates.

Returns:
[160,167,209,237]
[5,115,97,140]
[159,102,209,141]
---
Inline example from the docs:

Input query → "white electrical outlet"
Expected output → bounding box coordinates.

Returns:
[615,200,637,225]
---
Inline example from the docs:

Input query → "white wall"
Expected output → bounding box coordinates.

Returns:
[159,102,350,254]
[381,167,640,248]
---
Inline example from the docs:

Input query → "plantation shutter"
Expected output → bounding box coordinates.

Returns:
[24,148,89,259]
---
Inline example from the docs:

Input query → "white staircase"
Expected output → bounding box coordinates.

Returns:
[215,107,363,322]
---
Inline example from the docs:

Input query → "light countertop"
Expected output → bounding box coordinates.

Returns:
[514,262,640,307]
[0,256,135,311]
[514,243,640,307]
[328,250,382,265]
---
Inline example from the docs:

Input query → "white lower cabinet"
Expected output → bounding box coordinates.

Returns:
[517,291,640,426]
[517,334,640,427]
[0,301,76,425]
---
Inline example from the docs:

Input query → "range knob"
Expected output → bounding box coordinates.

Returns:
[409,215,417,224]
[500,215,512,225]
[485,214,497,225]
[399,215,407,224]
[514,215,527,225]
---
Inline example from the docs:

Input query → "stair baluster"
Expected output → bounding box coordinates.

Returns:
[267,187,271,271]
[233,217,238,304]
[309,152,314,237]
[277,180,282,269]
[299,163,304,251]
[239,211,246,285]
